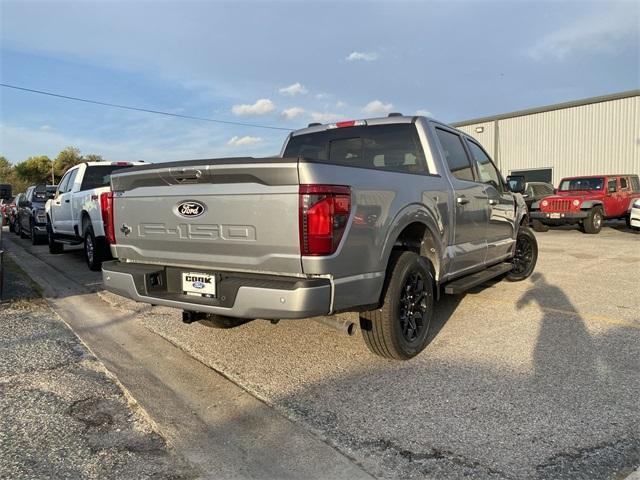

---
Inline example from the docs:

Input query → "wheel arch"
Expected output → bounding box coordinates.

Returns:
[381,205,445,283]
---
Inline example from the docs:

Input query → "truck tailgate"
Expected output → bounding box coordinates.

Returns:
[110,158,303,275]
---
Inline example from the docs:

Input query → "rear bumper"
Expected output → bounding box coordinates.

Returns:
[101,260,332,319]
[530,211,589,222]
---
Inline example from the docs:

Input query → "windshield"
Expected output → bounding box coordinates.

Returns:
[559,177,604,191]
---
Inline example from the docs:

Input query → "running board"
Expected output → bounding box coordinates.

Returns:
[443,263,513,295]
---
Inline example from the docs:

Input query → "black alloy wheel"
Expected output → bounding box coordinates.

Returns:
[507,226,538,281]
[398,271,429,342]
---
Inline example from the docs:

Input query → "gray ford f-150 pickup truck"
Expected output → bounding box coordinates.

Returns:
[102,115,537,359]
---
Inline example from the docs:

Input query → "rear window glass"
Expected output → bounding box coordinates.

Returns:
[283,124,428,174]
[80,165,131,190]
[631,176,640,192]
[559,178,604,191]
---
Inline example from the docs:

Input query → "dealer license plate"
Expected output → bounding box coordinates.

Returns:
[182,272,216,298]
[549,213,561,219]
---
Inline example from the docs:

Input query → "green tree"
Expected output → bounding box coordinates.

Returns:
[0,156,29,193]
[83,153,104,162]
[53,146,83,178]
[14,156,53,185]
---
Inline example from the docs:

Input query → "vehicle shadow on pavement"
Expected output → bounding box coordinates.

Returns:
[250,274,639,480]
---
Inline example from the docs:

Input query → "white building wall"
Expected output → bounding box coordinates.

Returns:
[456,95,639,186]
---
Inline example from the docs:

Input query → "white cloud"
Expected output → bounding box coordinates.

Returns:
[528,5,638,60]
[227,135,262,147]
[315,93,331,99]
[278,82,308,96]
[362,100,394,116]
[335,101,347,108]
[40,125,53,131]
[416,109,432,117]
[231,98,276,116]
[282,107,306,119]
[346,51,378,62]
[310,112,344,124]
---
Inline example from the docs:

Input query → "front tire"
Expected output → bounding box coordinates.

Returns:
[30,222,41,245]
[360,251,434,360]
[583,207,603,234]
[531,219,549,232]
[507,226,538,281]
[84,225,106,271]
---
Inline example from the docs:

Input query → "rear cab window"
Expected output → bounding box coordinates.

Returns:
[80,165,133,191]
[283,123,428,175]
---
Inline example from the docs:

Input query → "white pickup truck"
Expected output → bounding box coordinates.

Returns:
[45,161,145,270]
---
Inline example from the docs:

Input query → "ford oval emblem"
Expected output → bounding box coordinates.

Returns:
[177,200,206,218]
[192,281,205,289]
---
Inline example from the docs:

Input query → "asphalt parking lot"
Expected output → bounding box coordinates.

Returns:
[3,223,639,479]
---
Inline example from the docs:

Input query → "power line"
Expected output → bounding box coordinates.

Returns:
[0,83,294,131]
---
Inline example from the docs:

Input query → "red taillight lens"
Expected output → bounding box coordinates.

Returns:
[299,185,351,256]
[100,191,116,245]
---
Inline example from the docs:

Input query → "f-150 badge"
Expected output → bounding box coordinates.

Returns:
[177,201,205,218]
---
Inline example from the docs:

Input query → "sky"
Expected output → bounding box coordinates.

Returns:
[1,0,638,164]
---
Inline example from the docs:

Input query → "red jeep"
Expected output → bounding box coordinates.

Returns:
[529,174,640,234]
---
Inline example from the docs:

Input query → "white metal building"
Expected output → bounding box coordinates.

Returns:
[452,90,639,186]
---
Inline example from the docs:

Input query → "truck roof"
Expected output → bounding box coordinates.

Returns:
[560,174,639,180]
[82,161,147,167]
[290,114,424,137]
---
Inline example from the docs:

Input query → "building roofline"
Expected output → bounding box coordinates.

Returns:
[452,89,640,127]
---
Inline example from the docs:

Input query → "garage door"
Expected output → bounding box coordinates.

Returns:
[510,168,552,184]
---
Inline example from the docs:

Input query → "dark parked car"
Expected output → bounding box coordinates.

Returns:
[17,184,57,244]
[522,182,555,212]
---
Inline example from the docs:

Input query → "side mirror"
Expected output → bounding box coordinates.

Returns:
[506,175,525,194]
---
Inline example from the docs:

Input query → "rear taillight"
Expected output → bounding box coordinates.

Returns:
[100,191,116,244]
[299,185,351,256]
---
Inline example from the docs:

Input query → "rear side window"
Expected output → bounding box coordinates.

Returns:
[80,165,131,190]
[607,179,617,193]
[434,128,474,182]
[283,124,428,174]
[630,176,640,192]
[620,177,628,189]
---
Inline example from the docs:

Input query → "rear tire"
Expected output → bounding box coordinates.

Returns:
[8,219,14,233]
[48,222,64,254]
[360,251,434,360]
[507,226,538,281]
[84,225,106,271]
[583,207,603,234]
[531,219,549,232]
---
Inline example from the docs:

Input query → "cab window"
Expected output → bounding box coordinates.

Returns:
[607,179,617,193]
[57,173,71,195]
[466,139,503,192]
[434,128,474,182]
[620,177,628,190]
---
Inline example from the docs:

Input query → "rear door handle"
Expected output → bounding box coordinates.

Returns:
[456,196,470,206]
[64,199,70,203]
[488,199,498,206]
